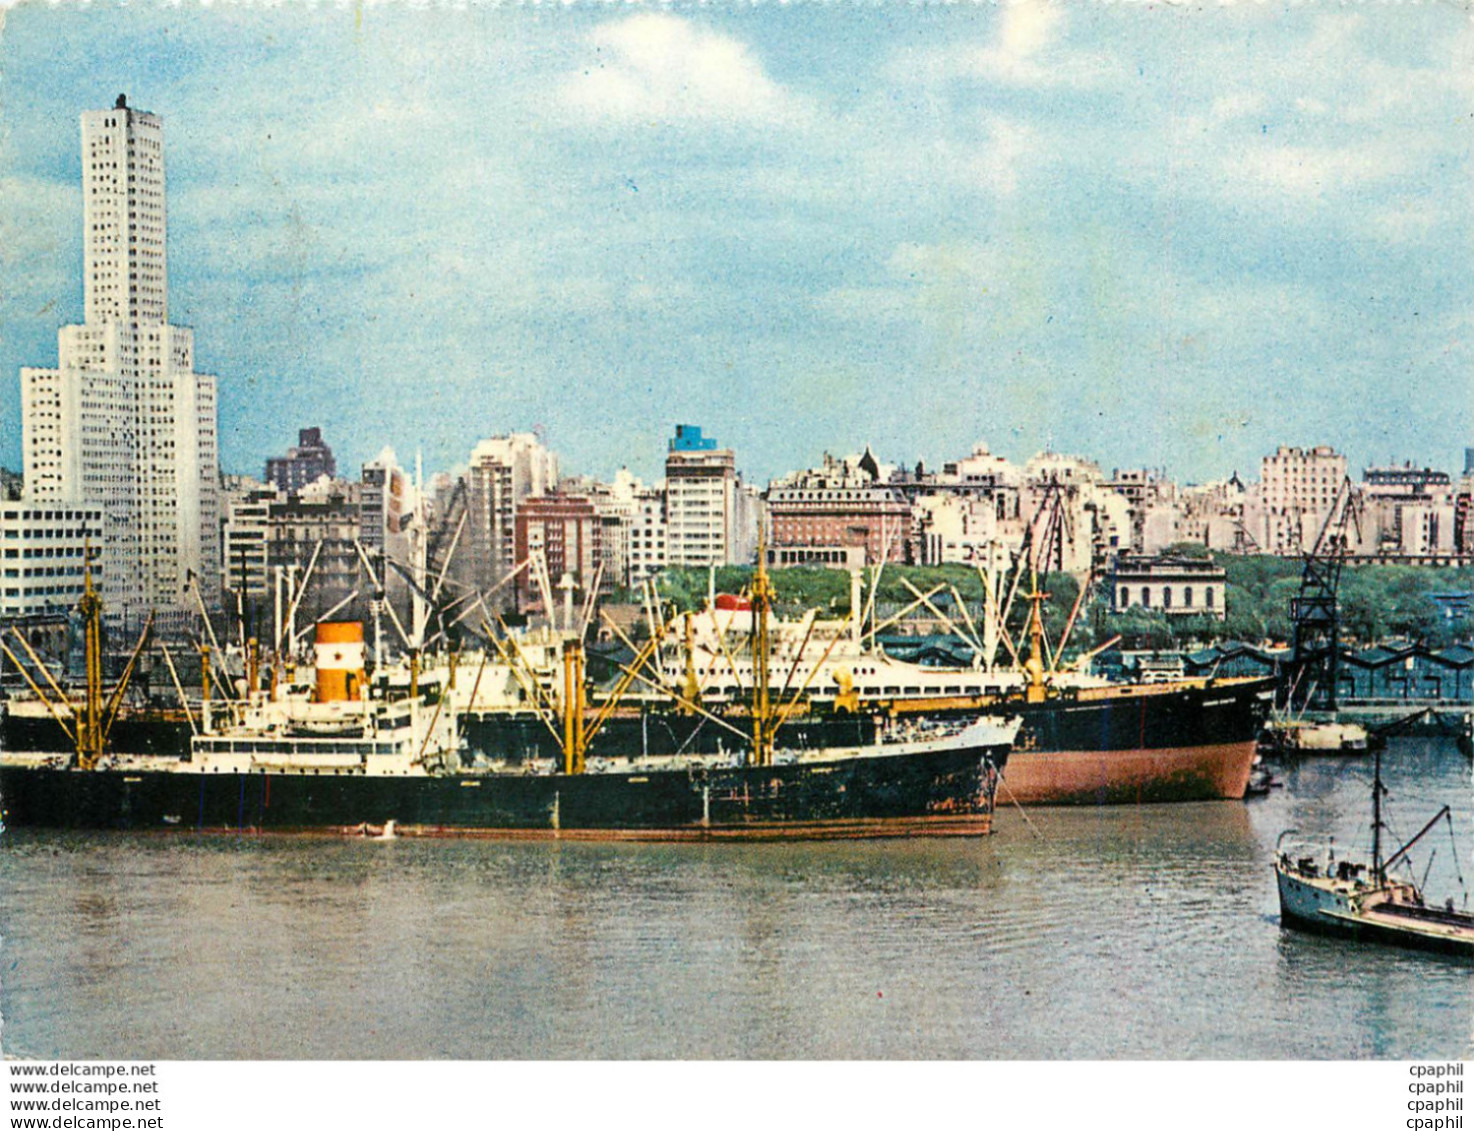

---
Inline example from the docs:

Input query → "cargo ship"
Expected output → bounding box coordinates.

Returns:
[457,676,1269,807]
[976,677,1270,805]
[457,575,1271,806]
[0,561,1018,840]
[4,558,1269,808]
[1,711,1017,840]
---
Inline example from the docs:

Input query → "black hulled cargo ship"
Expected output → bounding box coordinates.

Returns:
[0,560,1018,841]
[0,715,1015,840]
[458,674,1272,806]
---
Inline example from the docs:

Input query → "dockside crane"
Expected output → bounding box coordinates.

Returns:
[1287,477,1362,711]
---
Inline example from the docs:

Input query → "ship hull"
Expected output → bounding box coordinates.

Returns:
[1276,868,1361,937]
[1,708,193,757]
[460,680,1271,807]
[1,706,881,762]
[999,739,1256,806]
[998,680,1269,805]
[0,742,1006,841]
[459,711,877,763]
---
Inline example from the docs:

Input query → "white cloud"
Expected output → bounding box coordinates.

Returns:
[1166,276,1329,339]
[1209,92,1268,125]
[901,1,1115,90]
[1231,140,1411,200]
[813,241,1005,327]
[971,115,1036,198]
[1367,198,1445,245]
[789,107,1041,211]
[558,14,809,128]
[810,285,915,325]
[1000,1,1064,61]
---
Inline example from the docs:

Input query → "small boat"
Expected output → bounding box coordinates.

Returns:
[1243,760,1279,798]
[1260,718,1371,755]
[1274,747,1474,957]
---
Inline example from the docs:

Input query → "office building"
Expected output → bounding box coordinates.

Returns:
[664,425,736,567]
[20,96,221,630]
[767,451,910,566]
[266,427,337,493]
[0,503,106,619]
[464,433,558,598]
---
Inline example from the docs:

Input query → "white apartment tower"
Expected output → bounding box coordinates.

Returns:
[464,433,558,596]
[21,96,222,628]
[664,424,736,567]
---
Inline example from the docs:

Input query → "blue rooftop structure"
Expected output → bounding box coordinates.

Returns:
[1430,592,1473,623]
[669,424,717,453]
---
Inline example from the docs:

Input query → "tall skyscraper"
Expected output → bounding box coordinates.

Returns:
[21,95,222,629]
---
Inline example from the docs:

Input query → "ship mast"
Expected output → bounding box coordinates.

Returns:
[1371,743,1385,885]
[78,544,104,768]
[561,635,586,776]
[75,544,153,769]
[750,533,775,768]
[680,612,701,709]
[0,539,150,769]
[1022,566,1051,705]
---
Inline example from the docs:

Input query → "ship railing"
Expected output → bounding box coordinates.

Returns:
[193,736,408,758]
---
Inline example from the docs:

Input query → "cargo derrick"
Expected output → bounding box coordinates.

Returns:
[589,551,855,769]
[749,547,776,768]
[0,549,152,769]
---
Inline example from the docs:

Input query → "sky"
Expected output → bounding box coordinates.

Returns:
[1,2,1471,489]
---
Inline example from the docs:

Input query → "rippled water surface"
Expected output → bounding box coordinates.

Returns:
[2,738,1470,1059]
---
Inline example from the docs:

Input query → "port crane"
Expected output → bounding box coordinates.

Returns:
[1287,477,1361,711]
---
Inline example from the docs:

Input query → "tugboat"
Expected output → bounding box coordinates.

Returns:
[1274,746,1474,957]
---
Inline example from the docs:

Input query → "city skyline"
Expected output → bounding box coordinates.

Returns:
[3,5,1472,487]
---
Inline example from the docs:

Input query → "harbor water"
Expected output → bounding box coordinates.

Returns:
[2,737,1470,1060]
